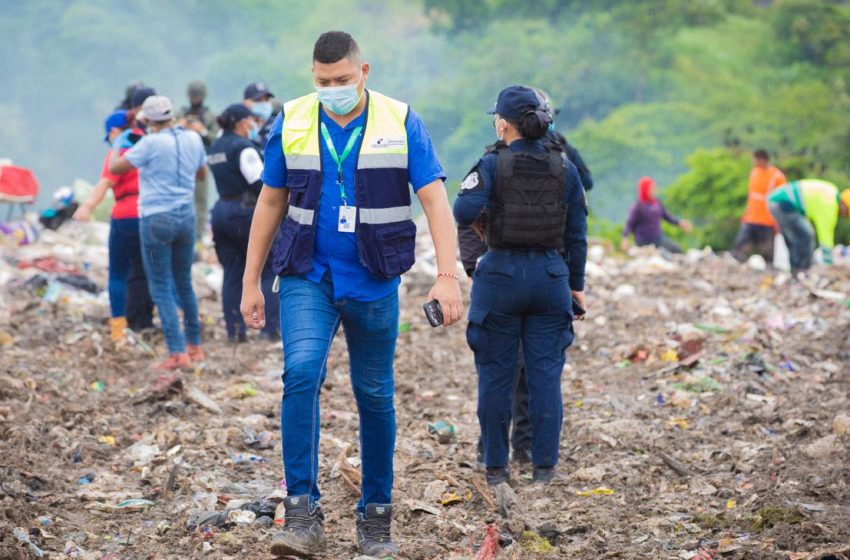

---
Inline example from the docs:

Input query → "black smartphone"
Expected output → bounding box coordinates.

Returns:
[572,296,586,318]
[423,299,444,327]
[127,132,143,145]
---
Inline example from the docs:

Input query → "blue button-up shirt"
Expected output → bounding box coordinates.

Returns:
[263,96,445,301]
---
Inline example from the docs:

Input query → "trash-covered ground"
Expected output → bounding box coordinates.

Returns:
[2,222,850,560]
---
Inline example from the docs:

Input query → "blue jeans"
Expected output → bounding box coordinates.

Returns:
[108,217,145,318]
[467,249,574,469]
[278,271,398,512]
[139,204,202,353]
[211,199,279,338]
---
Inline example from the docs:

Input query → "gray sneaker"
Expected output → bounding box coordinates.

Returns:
[270,495,327,557]
[356,504,399,558]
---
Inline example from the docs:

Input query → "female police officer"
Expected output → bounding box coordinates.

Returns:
[453,86,587,485]
[208,104,280,342]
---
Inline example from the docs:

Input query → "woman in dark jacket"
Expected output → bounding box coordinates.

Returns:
[621,176,692,253]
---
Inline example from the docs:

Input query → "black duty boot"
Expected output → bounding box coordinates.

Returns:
[485,466,510,486]
[512,447,533,465]
[532,466,559,484]
[356,504,400,558]
[270,495,327,557]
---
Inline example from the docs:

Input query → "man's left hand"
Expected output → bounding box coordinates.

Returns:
[428,276,463,326]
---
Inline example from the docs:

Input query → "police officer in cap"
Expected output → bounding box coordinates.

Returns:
[243,81,277,149]
[458,87,594,468]
[454,85,587,486]
[208,104,280,342]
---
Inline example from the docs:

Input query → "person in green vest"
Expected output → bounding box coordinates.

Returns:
[767,179,850,272]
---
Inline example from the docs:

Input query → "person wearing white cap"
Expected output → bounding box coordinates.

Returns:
[109,95,208,370]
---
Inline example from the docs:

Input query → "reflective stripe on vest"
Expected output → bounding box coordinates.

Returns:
[360,206,412,224]
[287,205,315,225]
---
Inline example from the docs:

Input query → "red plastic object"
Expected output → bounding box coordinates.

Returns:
[474,524,500,560]
[0,165,39,203]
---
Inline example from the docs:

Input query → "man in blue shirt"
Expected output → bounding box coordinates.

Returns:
[241,31,462,558]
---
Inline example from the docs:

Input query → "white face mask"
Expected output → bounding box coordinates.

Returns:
[316,73,363,116]
[495,118,507,142]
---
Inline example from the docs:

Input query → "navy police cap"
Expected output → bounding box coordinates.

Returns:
[486,85,544,120]
[221,103,253,122]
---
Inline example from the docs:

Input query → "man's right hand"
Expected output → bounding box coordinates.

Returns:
[241,284,266,330]
[620,238,630,253]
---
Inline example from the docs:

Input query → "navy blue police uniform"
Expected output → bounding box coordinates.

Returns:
[453,86,587,477]
[208,104,280,341]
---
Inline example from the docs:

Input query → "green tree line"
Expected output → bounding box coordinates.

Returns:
[2,0,848,247]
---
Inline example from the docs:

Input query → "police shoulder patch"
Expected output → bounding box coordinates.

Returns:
[460,171,480,191]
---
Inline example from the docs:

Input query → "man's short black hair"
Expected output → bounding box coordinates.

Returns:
[753,149,770,161]
[313,31,360,64]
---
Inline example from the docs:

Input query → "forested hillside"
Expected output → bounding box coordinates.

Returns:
[2,0,849,245]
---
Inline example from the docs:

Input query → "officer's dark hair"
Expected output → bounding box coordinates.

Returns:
[753,149,770,162]
[313,31,361,64]
[507,109,552,141]
[217,112,238,132]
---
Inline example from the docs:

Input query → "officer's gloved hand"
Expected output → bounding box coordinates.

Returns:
[821,247,834,265]
[113,129,135,150]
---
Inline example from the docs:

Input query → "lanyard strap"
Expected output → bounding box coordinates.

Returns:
[320,122,362,206]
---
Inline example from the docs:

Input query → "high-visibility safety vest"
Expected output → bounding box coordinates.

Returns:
[270,90,416,280]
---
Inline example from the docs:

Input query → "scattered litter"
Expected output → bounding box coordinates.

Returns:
[667,417,690,430]
[242,426,274,449]
[186,385,223,414]
[440,492,463,506]
[78,472,95,485]
[576,487,615,496]
[473,524,501,560]
[88,498,155,512]
[427,420,456,444]
[13,526,44,557]
[226,509,256,526]
[230,453,267,464]
[3,224,850,557]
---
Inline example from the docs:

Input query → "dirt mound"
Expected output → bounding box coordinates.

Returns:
[1,226,849,559]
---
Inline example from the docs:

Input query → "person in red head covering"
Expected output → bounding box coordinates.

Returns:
[621,176,692,253]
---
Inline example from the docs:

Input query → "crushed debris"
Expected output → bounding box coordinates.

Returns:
[1,222,850,558]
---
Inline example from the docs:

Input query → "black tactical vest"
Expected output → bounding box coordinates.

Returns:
[208,132,256,199]
[485,146,567,250]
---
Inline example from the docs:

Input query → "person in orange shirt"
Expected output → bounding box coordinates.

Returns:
[734,149,786,262]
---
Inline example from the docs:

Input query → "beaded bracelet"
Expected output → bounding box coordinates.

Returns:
[437,272,460,280]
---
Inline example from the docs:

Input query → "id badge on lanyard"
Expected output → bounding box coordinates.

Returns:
[338,205,356,233]
[320,122,362,234]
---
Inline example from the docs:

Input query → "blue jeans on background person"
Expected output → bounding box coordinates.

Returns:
[139,203,202,354]
[211,199,280,340]
[108,217,146,318]
[278,270,398,512]
[467,249,574,469]
[769,202,814,271]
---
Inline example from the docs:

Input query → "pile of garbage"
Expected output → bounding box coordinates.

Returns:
[1,220,850,559]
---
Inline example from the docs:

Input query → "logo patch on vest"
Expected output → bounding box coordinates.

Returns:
[460,172,480,191]
[370,137,405,149]
[207,153,227,165]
